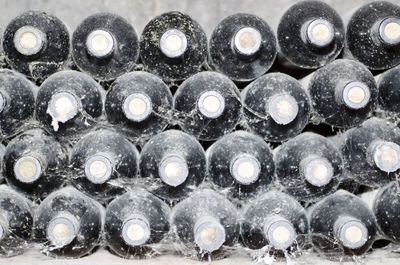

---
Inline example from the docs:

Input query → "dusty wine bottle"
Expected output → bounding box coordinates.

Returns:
[69,129,139,202]
[338,118,400,187]
[241,191,308,251]
[0,185,33,257]
[0,69,36,139]
[140,11,207,82]
[104,188,171,258]
[35,70,104,138]
[139,130,206,201]
[206,131,274,201]
[174,71,242,141]
[105,71,173,143]
[172,189,239,254]
[72,13,139,81]
[346,1,400,70]
[277,1,344,69]
[2,11,70,81]
[209,13,276,82]
[242,73,311,142]
[377,65,400,115]
[309,190,377,256]
[3,129,68,200]
[373,181,400,243]
[274,132,343,202]
[306,59,378,128]
[33,186,104,258]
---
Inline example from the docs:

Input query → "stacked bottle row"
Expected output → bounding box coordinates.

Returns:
[4,58,400,145]
[1,182,400,259]
[0,127,329,203]
[1,1,400,85]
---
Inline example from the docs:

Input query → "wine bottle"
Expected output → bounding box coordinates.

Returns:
[104,188,171,258]
[174,71,242,141]
[241,191,308,251]
[69,129,139,202]
[0,185,33,257]
[35,70,104,138]
[338,118,400,187]
[0,69,36,139]
[309,190,377,256]
[345,1,400,70]
[140,11,207,82]
[2,11,70,81]
[3,129,68,200]
[277,1,344,69]
[373,181,400,243]
[377,65,400,115]
[206,131,274,201]
[33,186,104,258]
[306,59,378,128]
[105,71,173,143]
[242,72,311,142]
[172,189,239,254]
[139,130,206,201]
[274,132,343,202]
[72,13,139,81]
[209,13,276,82]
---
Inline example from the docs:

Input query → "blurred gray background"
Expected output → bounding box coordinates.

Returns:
[1,0,400,37]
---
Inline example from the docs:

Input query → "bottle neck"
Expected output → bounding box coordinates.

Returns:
[158,155,189,187]
[84,153,114,184]
[333,216,368,249]
[47,91,80,132]
[86,29,115,59]
[301,18,335,48]
[300,155,334,187]
[13,25,46,56]
[230,153,261,185]
[335,81,371,110]
[197,90,225,119]
[267,93,299,125]
[121,214,151,246]
[123,92,153,122]
[368,140,400,173]
[193,215,226,252]
[47,212,80,247]
[372,17,400,47]
[263,215,296,250]
[232,26,262,59]
[159,29,188,59]
[14,154,45,184]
